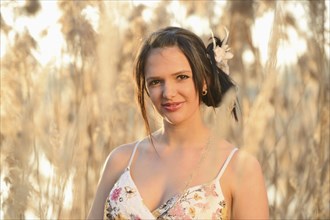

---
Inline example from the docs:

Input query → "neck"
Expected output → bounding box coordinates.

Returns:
[156,116,210,149]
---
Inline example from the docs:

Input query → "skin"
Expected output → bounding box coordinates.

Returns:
[87,46,269,219]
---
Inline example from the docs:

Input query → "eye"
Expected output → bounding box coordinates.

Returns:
[148,80,160,87]
[177,75,189,80]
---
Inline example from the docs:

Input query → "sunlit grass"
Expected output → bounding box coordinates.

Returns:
[0,0,329,219]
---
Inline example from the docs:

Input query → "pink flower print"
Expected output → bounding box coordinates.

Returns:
[168,204,190,219]
[195,202,210,212]
[110,187,122,201]
[203,184,218,197]
[168,204,185,216]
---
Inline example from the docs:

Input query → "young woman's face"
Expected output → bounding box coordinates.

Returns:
[144,46,202,126]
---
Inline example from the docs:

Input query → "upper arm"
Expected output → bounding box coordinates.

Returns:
[87,145,132,219]
[231,152,269,219]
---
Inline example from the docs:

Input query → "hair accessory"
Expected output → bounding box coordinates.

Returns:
[211,27,234,75]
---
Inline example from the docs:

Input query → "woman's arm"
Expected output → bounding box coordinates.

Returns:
[231,151,269,219]
[87,145,132,219]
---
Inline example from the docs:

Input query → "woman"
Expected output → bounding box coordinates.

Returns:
[88,27,269,219]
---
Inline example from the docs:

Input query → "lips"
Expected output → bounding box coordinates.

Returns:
[161,102,184,112]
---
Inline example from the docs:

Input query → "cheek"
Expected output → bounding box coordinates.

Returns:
[147,88,161,104]
[184,85,199,101]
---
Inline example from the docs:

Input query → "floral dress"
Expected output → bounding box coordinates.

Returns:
[104,142,238,220]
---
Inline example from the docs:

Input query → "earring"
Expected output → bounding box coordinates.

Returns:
[202,90,207,96]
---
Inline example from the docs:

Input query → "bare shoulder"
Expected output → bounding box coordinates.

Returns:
[212,139,262,178]
[99,141,140,194]
[228,149,266,190]
[230,149,269,219]
[231,149,263,177]
[103,141,139,175]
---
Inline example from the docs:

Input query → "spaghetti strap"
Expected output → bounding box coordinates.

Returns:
[127,140,142,170]
[216,148,238,180]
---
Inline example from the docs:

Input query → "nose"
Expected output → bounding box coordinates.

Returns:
[162,82,177,99]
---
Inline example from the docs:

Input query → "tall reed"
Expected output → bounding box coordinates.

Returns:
[0,0,328,219]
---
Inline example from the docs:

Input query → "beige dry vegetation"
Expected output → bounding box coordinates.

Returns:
[0,0,329,219]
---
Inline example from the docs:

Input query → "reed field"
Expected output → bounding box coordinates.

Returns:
[0,0,329,219]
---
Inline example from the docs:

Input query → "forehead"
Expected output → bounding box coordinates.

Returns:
[144,46,191,77]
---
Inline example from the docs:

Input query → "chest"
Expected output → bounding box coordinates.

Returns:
[130,150,231,212]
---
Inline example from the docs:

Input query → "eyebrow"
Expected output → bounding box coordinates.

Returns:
[145,70,192,81]
[172,70,191,76]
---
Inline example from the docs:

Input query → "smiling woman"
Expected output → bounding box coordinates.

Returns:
[87,26,269,220]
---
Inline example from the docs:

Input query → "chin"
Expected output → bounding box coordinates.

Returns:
[163,116,186,126]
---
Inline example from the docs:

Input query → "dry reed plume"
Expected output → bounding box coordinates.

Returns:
[0,0,329,219]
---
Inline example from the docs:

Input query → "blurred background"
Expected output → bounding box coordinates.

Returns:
[0,0,329,219]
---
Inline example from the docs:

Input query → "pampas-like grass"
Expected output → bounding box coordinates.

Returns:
[0,0,328,219]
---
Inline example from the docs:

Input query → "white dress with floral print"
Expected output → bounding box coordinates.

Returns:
[104,142,238,220]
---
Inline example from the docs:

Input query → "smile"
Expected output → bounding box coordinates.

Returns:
[161,102,184,112]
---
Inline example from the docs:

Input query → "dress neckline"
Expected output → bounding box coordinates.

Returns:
[124,167,222,215]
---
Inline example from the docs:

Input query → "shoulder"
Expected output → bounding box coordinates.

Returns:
[229,149,269,218]
[232,149,262,174]
[219,146,265,194]
[229,149,264,186]
[103,140,140,174]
